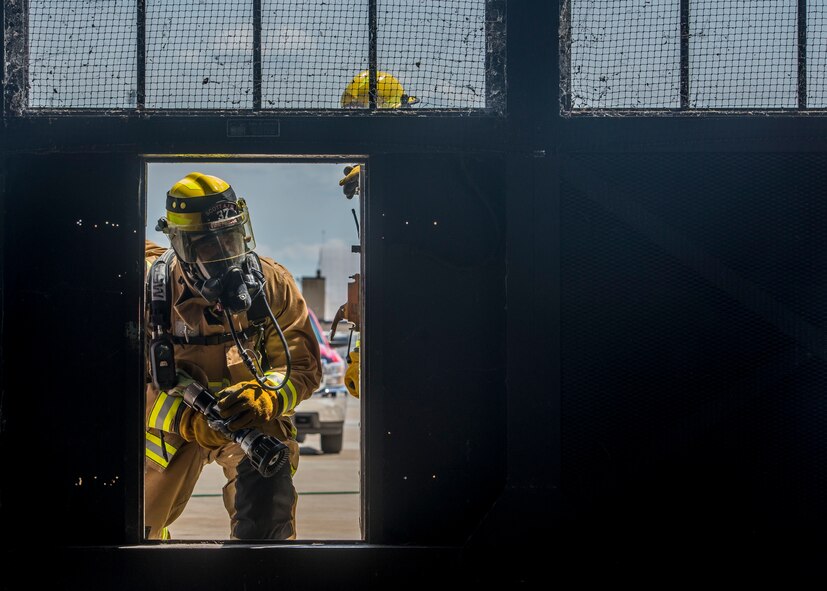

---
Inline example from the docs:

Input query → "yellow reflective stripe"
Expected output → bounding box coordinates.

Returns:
[145,431,178,454]
[161,527,170,540]
[149,392,185,432]
[145,431,179,469]
[264,371,297,413]
[285,380,297,410]
[278,389,290,414]
[145,448,168,468]
[162,396,183,432]
[148,392,168,428]
[268,380,297,413]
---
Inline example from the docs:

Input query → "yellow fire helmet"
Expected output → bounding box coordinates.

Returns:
[340,70,420,109]
[156,172,256,265]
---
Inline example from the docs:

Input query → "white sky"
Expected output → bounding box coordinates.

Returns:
[146,161,361,320]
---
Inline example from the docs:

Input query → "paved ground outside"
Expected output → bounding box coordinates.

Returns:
[166,396,362,541]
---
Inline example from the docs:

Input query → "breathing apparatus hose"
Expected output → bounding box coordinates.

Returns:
[223,295,292,392]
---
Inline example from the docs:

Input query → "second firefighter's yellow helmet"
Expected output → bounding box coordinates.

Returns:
[340,70,419,109]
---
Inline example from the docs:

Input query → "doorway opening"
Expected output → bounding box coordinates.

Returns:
[142,158,364,541]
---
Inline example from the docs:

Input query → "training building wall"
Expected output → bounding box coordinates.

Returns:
[1,1,826,587]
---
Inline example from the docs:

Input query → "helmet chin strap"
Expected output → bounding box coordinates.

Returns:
[178,263,200,295]
[179,261,220,305]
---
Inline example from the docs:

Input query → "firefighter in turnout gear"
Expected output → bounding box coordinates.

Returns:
[333,70,420,399]
[334,165,362,400]
[144,172,322,540]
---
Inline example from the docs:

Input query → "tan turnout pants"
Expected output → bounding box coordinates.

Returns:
[144,438,300,540]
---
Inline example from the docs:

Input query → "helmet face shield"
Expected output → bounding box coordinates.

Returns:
[161,207,256,264]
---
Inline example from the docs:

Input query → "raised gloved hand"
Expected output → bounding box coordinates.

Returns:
[339,165,361,199]
[178,407,230,449]
[215,380,284,432]
[345,348,360,399]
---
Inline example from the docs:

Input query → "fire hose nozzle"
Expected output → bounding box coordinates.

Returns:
[181,381,289,478]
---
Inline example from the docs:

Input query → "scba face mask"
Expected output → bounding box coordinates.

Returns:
[184,248,264,314]
[172,216,263,312]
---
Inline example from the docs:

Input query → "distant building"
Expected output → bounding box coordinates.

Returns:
[319,241,360,321]
[301,270,326,321]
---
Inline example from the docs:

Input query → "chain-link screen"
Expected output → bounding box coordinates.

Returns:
[261,0,368,109]
[690,1,797,109]
[377,0,487,110]
[16,0,498,113]
[28,0,137,109]
[808,0,827,107]
[567,0,681,109]
[146,0,253,109]
[564,0,822,113]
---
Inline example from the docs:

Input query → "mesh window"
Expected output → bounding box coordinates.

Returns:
[261,0,369,109]
[16,0,497,113]
[145,0,253,109]
[568,0,681,109]
[690,1,798,109]
[377,0,486,109]
[808,0,827,107]
[565,0,811,113]
[28,0,136,109]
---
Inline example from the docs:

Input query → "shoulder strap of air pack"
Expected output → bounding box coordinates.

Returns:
[147,248,270,344]
[148,248,176,333]
[246,251,270,326]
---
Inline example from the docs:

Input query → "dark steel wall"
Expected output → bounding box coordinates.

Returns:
[2,2,825,587]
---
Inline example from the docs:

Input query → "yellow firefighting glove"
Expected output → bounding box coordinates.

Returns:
[339,165,360,199]
[214,379,287,432]
[345,348,360,399]
[177,407,230,450]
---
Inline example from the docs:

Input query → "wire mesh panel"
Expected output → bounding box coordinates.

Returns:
[145,0,253,110]
[261,0,369,109]
[690,1,797,109]
[568,0,681,109]
[808,0,827,107]
[28,0,137,109]
[377,0,487,110]
[564,0,815,113]
[14,0,500,114]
